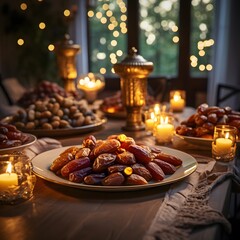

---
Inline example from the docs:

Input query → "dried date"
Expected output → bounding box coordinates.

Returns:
[132,163,152,181]
[155,152,182,166]
[108,164,127,174]
[125,174,148,185]
[61,157,91,178]
[69,167,92,183]
[84,173,106,185]
[145,162,165,181]
[93,153,116,172]
[116,151,136,165]
[128,144,152,164]
[102,172,125,186]
[93,139,121,157]
[153,158,176,175]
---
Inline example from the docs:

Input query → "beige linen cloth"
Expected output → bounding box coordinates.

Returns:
[24,137,62,159]
[144,136,240,240]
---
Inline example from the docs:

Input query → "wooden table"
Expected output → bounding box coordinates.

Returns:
[0,117,234,240]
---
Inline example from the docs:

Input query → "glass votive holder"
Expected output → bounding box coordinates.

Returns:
[170,90,186,112]
[0,153,36,204]
[153,115,175,145]
[212,125,237,162]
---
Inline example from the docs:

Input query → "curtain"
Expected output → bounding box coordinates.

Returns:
[72,0,89,76]
[208,0,240,109]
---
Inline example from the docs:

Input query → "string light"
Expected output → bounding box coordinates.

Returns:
[64,9,70,17]
[39,22,46,30]
[48,44,55,51]
[172,36,179,43]
[88,10,94,17]
[100,68,106,74]
[199,64,205,71]
[206,64,213,71]
[17,38,24,46]
[20,3,27,11]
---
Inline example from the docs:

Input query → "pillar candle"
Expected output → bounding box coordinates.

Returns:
[215,138,232,155]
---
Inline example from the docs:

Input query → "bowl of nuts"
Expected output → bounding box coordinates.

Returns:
[3,93,106,137]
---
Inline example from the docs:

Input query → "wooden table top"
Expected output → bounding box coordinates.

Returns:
[0,116,234,240]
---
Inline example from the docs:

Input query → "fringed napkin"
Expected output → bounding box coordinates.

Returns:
[144,155,240,240]
[24,138,62,159]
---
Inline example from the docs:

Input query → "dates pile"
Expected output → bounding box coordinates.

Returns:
[8,93,102,130]
[50,134,182,186]
[0,122,30,149]
[17,81,82,107]
[176,103,240,138]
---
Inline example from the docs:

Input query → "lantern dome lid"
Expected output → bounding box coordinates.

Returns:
[116,47,153,67]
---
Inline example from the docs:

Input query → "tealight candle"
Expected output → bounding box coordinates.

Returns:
[212,125,237,162]
[0,162,18,190]
[154,116,174,144]
[215,138,232,155]
[170,90,185,112]
[77,73,105,103]
[145,112,156,131]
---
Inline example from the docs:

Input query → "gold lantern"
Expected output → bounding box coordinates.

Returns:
[55,34,81,92]
[113,47,154,131]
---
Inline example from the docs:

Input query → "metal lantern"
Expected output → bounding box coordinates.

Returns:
[113,47,154,131]
[55,34,81,92]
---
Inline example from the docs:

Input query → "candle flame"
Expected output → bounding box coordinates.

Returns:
[150,112,155,120]
[154,104,160,115]
[225,132,230,139]
[6,162,12,174]
[160,116,169,124]
[77,73,105,91]
[173,91,181,101]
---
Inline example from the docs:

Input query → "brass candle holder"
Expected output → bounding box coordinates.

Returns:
[113,47,153,131]
[55,34,81,92]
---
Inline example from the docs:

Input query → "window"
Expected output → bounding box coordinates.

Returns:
[87,0,215,79]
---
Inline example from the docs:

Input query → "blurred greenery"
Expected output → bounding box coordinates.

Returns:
[0,0,69,86]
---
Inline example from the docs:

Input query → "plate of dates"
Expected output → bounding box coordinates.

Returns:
[0,122,37,154]
[32,134,197,191]
[0,133,37,154]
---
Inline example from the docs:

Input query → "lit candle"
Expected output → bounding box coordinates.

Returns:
[170,91,185,112]
[214,138,232,155]
[155,116,174,143]
[77,73,105,102]
[145,112,155,131]
[0,162,18,190]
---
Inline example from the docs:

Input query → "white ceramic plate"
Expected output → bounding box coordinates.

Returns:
[32,146,198,192]
[0,134,37,154]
